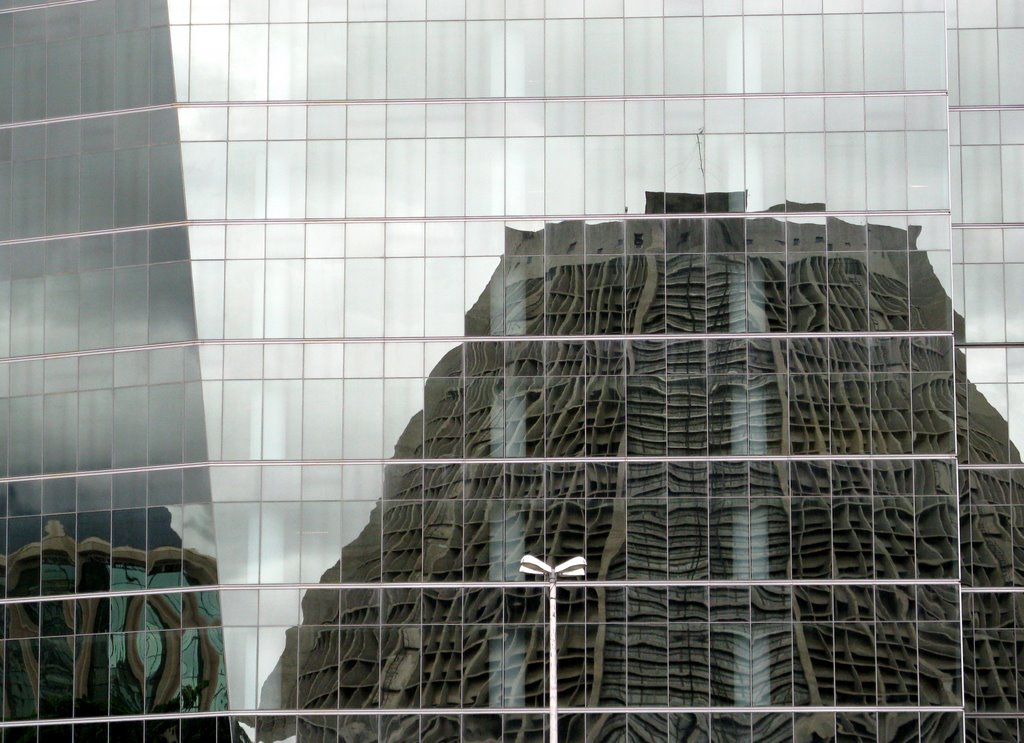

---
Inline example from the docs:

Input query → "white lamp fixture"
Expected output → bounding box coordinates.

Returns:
[518,554,587,743]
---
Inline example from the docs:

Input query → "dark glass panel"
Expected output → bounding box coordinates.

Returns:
[917,496,957,579]
[752,714,793,743]
[664,253,706,332]
[80,151,114,232]
[748,374,784,454]
[964,716,1009,743]
[834,623,876,705]
[145,720,178,743]
[629,713,668,743]
[627,624,667,704]
[38,600,72,638]
[875,622,918,705]
[149,261,198,344]
[423,376,464,459]
[381,502,423,581]
[668,624,710,707]
[909,253,952,333]
[503,714,545,743]
[827,252,869,332]
[793,712,835,743]
[918,622,962,706]
[586,374,625,457]
[874,713,918,743]
[81,34,116,115]
[4,728,38,743]
[420,715,461,743]
[40,514,75,596]
[873,497,915,580]
[916,714,960,743]
[710,713,751,743]
[707,253,746,332]
[709,499,749,580]
[338,714,379,742]
[298,626,340,710]
[917,584,959,623]
[752,587,790,623]
[912,371,955,454]
[751,498,789,579]
[788,251,827,333]
[76,510,110,593]
[833,586,872,624]
[504,587,545,626]
[115,30,151,110]
[626,498,666,579]
[669,587,708,623]
[711,624,751,706]
[504,255,544,336]
[7,515,40,597]
[74,723,108,743]
[13,42,44,123]
[595,621,627,706]
[832,496,873,579]
[708,376,747,455]
[142,634,180,716]
[543,375,583,457]
[501,374,541,459]
[422,500,462,580]
[748,254,787,332]
[110,508,146,594]
[869,252,910,332]
[671,714,710,743]
[666,375,707,455]
[545,341,584,378]
[464,376,502,458]
[38,638,73,716]
[113,265,148,347]
[793,623,835,706]
[145,506,182,589]
[337,627,380,709]
[460,624,501,708]
[4,638,38,720]
[710,586,748,624]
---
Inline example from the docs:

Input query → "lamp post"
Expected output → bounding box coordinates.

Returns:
[518,554,587,743]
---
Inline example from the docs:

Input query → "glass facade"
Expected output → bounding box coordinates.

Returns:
[948,0,1024,741]
[0,0,1011,740]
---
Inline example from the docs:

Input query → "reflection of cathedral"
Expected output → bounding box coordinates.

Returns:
[258,199,964,742]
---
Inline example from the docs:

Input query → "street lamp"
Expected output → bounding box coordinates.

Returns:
[518,554,587,743]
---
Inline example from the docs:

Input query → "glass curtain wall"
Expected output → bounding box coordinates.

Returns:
[0,0,992,741]
[947,0,1024,741]
[0,0,236,741]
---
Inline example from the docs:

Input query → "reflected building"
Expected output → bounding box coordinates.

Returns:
[255,200,964,742]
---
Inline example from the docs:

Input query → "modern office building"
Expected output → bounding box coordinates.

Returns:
[948,1,1024,742]
[0,0,1020,741]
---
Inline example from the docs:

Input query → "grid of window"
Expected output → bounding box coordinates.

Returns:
[0,710,969,743]
[0,335,957,473]
[0,96,951,243]
[948,0,1024,735]
[0,0,990,741]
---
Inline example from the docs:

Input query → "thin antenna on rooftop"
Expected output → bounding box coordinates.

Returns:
[696,126,706,180]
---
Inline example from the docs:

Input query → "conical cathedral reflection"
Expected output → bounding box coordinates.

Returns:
[255,197,970,742]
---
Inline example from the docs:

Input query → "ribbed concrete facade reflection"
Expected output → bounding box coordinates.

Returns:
[248,204,963,742]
